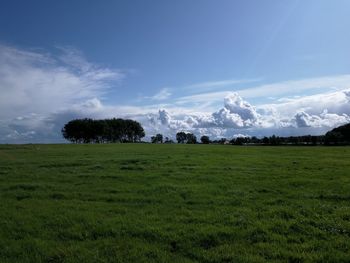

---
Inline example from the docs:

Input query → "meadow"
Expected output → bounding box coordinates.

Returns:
[0,144,349,262]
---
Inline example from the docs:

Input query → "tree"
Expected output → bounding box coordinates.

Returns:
[262,137,269,144]
[218,138,227,144]
[176,132,187,144]
[234,137,245,145]
[151,134,163,143]
[311,136,318,145]
[186,133,197,144]
[269,135,281,145]
[200,135,210,144]
[251,136,259,144]
[62,119,81,143]
[61,118,96,143]
[324,131,344,145]
[164,137,174,144]
[324,123,350,145]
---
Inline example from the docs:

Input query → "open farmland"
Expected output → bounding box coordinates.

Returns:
[1,144,350,262]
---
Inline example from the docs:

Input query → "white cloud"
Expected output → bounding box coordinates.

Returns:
[222,93,259,122]
[80,98,103,110]
[174,74,350,105]
[184,78,261,91]
[232,134,250,138]
[1,44,350,143]
[0,44,122,122]
[158,109,171,125]
[0,44,124,142]
[262,89,350,118]
[2,86,350,142]
[140,90,350,139]
[149,88,172,101]
[293,110,350,128]
[238,75,350,99]
[208,92,260,129]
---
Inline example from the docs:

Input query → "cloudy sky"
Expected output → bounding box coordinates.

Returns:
[1,0,350,143]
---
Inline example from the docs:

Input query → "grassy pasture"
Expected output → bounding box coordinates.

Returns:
[0,144,350,262]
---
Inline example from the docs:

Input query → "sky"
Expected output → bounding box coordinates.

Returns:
[1,0,350,142]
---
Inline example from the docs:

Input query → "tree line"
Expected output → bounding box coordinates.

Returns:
[62,118,145,143]
[152,123,350,145]
[152,132,325,145]
[62,118,350,145]
[150,133,343,146]
[220,135,326,145]
[189,134,325,145]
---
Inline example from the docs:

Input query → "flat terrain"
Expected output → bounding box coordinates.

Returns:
[0,144,350,262]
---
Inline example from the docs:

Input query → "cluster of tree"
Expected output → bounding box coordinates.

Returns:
[200,135,210,144]
[62,118,145,143]
[151,134,174,144]
[176,132,197,144]
[324,123,350,145]
[151,134,163,143]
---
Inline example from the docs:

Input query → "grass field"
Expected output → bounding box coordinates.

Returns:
[0,144,350,262]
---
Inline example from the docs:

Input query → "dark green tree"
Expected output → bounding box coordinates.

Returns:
[62,118,145,143]
[176,132,187,143]
[186,133,197,144]
[151,134,163,143]
[200,135,210,144]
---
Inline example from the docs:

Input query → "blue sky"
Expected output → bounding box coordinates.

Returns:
[1,0,350,142]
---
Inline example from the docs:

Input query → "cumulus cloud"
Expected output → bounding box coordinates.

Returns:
[342,90,350,102]
[223,93,258,121]
[141,90,350,139]
[293,110,350,128]
[141,93,261,136]
[259,89,350,131]
[158,109,171,125]
[264,89,350,116]
[211,93,260,128]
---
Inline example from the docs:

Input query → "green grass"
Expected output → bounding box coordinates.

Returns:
[1,144,350,262]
